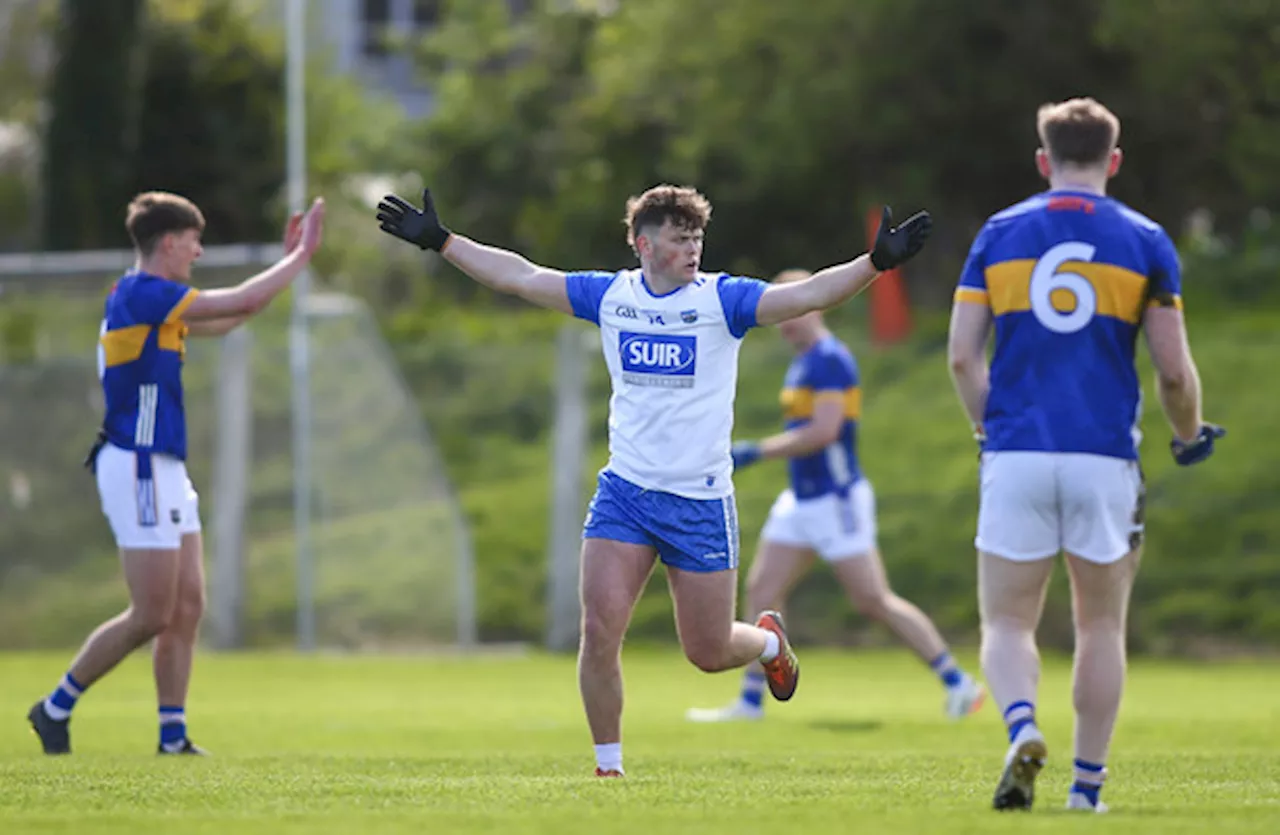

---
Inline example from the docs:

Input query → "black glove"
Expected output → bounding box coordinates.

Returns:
[1170,423,1226,466]
[376,188,452,252]
[869,205,933,271]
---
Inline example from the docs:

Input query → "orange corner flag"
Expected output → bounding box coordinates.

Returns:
[866,206,913,346]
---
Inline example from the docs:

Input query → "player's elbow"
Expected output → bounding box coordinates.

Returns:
[1157,365,1192,394]
[1153,349,1196,394]
[948,349,979,376]
[234,290,269,317]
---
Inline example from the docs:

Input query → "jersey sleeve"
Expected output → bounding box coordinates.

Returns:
[130,279,199,325]
[1147,228,1183,310]
[954,223,991,305]
[716,275,768,339]
[564,270,618,325]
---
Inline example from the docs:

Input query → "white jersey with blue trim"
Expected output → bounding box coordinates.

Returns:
[566,268,768,500]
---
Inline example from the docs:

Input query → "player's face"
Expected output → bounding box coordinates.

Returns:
[165,228,204,282]
[643,220,704,284]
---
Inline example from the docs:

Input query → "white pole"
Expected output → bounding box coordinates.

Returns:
[285,0,315,652]
[545,325,588,651]
[209,326,253,649]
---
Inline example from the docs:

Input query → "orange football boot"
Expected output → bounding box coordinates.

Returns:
[755,610,799,701]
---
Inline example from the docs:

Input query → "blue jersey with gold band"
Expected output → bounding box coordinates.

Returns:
[955,189,1183,460]
[782,335,862,499]
[97,271,198,461]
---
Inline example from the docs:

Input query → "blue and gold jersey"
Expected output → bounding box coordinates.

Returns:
[781,335,862,499]
[96,271,199,460]
[955,190,1182,460]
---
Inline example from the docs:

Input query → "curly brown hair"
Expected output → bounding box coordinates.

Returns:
[623,184,712,251]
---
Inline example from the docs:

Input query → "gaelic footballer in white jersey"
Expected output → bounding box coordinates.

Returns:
[375,181,932,777]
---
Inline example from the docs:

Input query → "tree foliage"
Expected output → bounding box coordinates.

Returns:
[409,0,1280,305]
[40,0,407,251]
[42,0,146,249]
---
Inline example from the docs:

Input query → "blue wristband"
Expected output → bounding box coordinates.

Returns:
[731,441,762,471]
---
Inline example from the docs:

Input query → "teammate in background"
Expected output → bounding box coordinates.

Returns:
[28,191,326,755]
[686,268,985,724]
[947,98,1224,812]
[376,183,931,776]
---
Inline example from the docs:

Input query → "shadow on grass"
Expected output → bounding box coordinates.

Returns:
[806,718,884,734]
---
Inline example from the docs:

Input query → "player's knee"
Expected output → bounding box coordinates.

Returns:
[171,584,206,631]
[1074,615,1125,641]
[579,607,625,654]
[684,644,731,673]
[129,602,175,639]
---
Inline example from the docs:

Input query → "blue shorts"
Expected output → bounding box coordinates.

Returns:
[583,470,740,573]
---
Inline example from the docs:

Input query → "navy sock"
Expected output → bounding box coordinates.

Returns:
[928,651,964,688]
[159,705,186,748]
[1003,700,1036,743]
[44,672,86,721]
[740,671,766,708]
[1072,758,1106,805]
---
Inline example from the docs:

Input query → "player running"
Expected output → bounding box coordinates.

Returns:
[376,183,931,776]
[28,191,325,755]
[947,97,1224,812]
[686,268,984,724]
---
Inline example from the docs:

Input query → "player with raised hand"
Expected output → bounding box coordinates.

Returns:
[947,97,1223,812]
[686,268,985,725]
[377,183,931,776]
[28,191,325,756]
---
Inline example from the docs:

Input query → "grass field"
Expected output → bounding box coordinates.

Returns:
[1,648,1277,834]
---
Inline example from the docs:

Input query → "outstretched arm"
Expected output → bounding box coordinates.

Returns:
[187,315,249,337]
[376,188,572,315]
[183,198,325,322]
[440,236,572,315]
[755,256,879,325]
[755,206,932,326]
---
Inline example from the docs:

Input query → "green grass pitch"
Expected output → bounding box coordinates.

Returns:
[1,648,1277,833]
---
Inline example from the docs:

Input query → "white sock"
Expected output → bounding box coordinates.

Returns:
[594,742,622,773]
[759,631,780,663]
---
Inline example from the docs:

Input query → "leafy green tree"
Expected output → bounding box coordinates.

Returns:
[42,0,145,250]
[130,0,286,244]
[407,0,1279,304]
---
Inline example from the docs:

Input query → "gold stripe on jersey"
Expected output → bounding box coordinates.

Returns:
[985,259,1151,324]
[157,321,190,359]
[781,386,861,421]
[100,325,152,367]
[954,287,988,304]
[1148,293,1184,311]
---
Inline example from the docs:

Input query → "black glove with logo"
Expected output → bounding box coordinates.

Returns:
[376,187,452,252]
[869,205,933,271]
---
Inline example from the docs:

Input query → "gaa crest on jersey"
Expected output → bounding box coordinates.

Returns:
[619,331,696,388]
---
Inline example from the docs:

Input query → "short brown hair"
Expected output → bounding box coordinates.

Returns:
[623,185,712,250]
[1036,97,1120,166]
[125,191,205,255]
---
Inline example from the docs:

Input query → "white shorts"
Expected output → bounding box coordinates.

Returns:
[96,442,201,550]
[976,451,1143,565]
[759,480,877,561]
